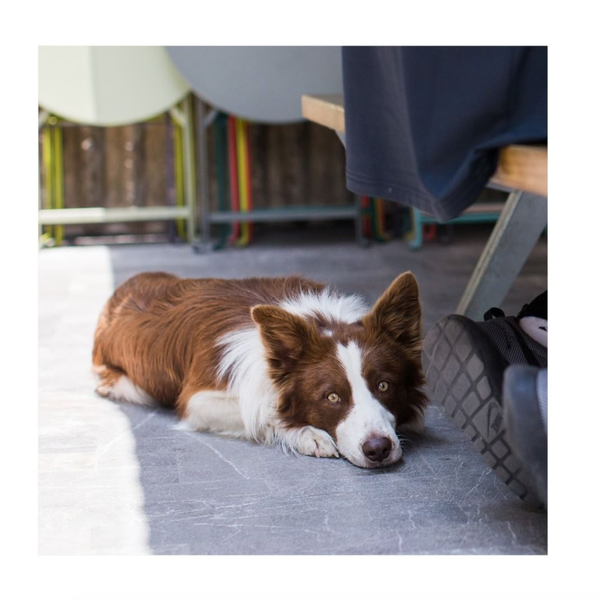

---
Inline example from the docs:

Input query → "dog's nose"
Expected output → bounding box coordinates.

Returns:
[362,436,392,463]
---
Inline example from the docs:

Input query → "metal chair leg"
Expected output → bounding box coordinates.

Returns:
[456,190,547,319]
[409,208,424,250]
[195,96,214,251]
[181,95,198,243]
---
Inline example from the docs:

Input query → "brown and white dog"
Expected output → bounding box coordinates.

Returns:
[92,271,427,468]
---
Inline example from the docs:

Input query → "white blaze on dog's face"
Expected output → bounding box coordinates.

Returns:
[334,341,401,467]
[251,272,427,468]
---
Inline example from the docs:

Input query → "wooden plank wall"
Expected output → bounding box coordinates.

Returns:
[39,115,351,240]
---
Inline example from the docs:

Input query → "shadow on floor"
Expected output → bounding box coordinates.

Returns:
[106,228,547,554]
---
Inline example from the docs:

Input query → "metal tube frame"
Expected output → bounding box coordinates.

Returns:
[196,97,212,251]
[195,107,365,252]
[456,190,548,319]
[38,95,199,245]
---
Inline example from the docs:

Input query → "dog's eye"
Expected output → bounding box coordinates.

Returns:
[326,392,341,403]
[377,381,390,392]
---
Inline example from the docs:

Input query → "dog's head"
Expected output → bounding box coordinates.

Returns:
[251,272,427,468]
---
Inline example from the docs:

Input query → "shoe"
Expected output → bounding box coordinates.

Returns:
[423,293,547,507]
[503,366,547,507]
[478,291,547,368]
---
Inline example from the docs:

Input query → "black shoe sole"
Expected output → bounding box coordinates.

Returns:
[423,315,542,507]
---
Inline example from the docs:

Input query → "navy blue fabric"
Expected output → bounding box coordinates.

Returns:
[342,47,547,221]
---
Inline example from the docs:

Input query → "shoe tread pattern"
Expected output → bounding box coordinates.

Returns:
[423,316,541,507]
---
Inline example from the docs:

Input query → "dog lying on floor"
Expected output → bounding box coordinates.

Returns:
[92,271,427,468]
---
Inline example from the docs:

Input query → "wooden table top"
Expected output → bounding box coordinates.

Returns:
[302,94,547,197]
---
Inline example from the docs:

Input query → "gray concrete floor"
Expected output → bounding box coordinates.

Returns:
[39,224,547,555]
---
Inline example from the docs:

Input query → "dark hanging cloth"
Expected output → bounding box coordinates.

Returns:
[341,46,547,221]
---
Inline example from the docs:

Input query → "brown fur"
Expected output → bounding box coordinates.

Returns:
[92,273,325,416]
[251,306,355,435]
[251,272,427,439]
[93,271,427,442]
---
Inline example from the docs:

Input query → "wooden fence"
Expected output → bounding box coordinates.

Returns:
[38,114,351,240]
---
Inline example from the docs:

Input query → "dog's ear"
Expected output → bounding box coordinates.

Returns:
[363,272,422,359]
[251,305,319,372]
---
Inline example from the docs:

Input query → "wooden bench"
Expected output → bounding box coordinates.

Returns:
[302,94,547,196]
[302,94,548,318]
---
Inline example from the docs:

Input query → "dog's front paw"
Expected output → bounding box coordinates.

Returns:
[294,427,339,459]
[95,382,112,398]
